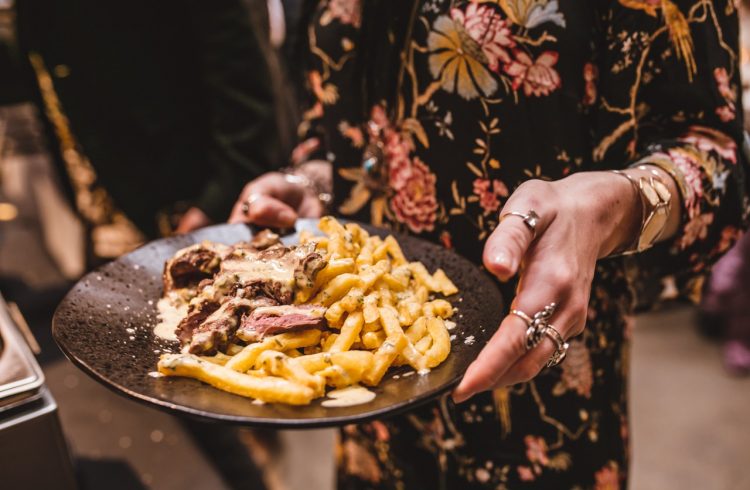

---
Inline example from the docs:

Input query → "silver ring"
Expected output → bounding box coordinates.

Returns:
[500,210,540,238]
[510,309,533,326]
[511,303,557,351]
[241,193,262,216]
[543,325,569,367]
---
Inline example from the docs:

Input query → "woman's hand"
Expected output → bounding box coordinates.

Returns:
[175,207,212,234]
[452,169,679,403]
[228,162,332,227]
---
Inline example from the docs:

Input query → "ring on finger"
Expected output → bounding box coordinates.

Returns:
[499,209,541,238]
[543,324,569,367]
[511,302,557,351]
[241,193,262,216]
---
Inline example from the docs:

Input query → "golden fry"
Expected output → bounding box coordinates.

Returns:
[225,329,321,372]
[255,350,325,395]
[423,317,451,368]
[330,311,364,352]
[310,273,363,307]
[361,330,386,349]
[384,235,407,266]
[158,354,315,405]
[422,299,454,318]
[362,307,408,386]
[432,269,458,296]
[362,293,380,323]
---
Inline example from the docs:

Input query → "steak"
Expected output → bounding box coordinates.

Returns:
[215,242,325,304]
[169,236,328,355]
[163,242,230,291]
[187,297,277,355]
[236,304,327,342]
[176,300,220,346]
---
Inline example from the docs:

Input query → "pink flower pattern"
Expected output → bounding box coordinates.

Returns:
[713,67,736,121]
[594,461,621,490]
[472,178,509,213]
[324,0,361,28]
[390,157,439,233]
[583,62,599,106]
[505,50,562,97]
[450,3,515,72]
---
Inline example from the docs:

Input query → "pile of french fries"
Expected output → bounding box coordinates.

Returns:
[158,217,458,405]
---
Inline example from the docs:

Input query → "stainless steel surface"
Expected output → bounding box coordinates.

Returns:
[0,387,77,490]
[0,293,44,410]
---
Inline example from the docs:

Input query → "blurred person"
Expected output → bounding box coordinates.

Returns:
[15,0,287,245]
[231,1,748,488]
[13,2,297,488]
[698,0,750,376]
[702,231,750,375]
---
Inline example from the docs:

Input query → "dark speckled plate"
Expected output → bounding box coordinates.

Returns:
[52,220,502,428]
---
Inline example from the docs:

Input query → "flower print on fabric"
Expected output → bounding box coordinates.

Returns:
[427,12,503,99]
[713,67,736,122]
[583,62,599,106]
[554,339,594,398]
[428,2,564,100]
[320,0,361,28]
[594,461,621,490]
[505,50,561,97]
[390,157,439,233]
[451,3,515,71]
[472,178,509,213]
[498,0,566,29]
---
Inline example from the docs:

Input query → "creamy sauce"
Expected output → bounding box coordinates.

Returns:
[321,386,376,408]
[147,371,165,378]
[221,258,295,287]
[252,304,326,317]
[154,296,188,341]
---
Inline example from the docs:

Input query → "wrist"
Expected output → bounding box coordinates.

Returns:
[552,172,642,258]
[282,161,333,214]
[607,165,679,256]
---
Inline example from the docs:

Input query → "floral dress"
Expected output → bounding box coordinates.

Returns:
[295,0,748,488]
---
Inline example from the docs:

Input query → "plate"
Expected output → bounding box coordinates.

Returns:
[52,220,502,428]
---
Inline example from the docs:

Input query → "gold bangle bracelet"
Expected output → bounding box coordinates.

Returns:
[610,169,673,255]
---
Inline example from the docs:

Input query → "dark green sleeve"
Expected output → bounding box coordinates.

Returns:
[187,0,281,221]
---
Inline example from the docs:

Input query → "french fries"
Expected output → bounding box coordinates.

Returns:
[158,217,459,405]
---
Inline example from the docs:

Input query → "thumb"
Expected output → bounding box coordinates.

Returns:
[483,211,542,281]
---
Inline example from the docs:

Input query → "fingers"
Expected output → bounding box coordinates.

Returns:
[483,182,556,282]
[452,271,561,403]
[452,258,588,403]
[452,313,528,403]
[229,193,298,227]
[228,173,304,227]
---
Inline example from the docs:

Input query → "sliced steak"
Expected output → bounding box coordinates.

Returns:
[236,304,327,342]
[187,297,277,355]
[176,300,220,346]
[215,242,325,304]
[163,242,230,291]
[250,229,281,249]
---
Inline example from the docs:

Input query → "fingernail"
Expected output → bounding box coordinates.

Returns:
[452,389,470,404]
[492,252,511,270]
[279,209,296,224]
